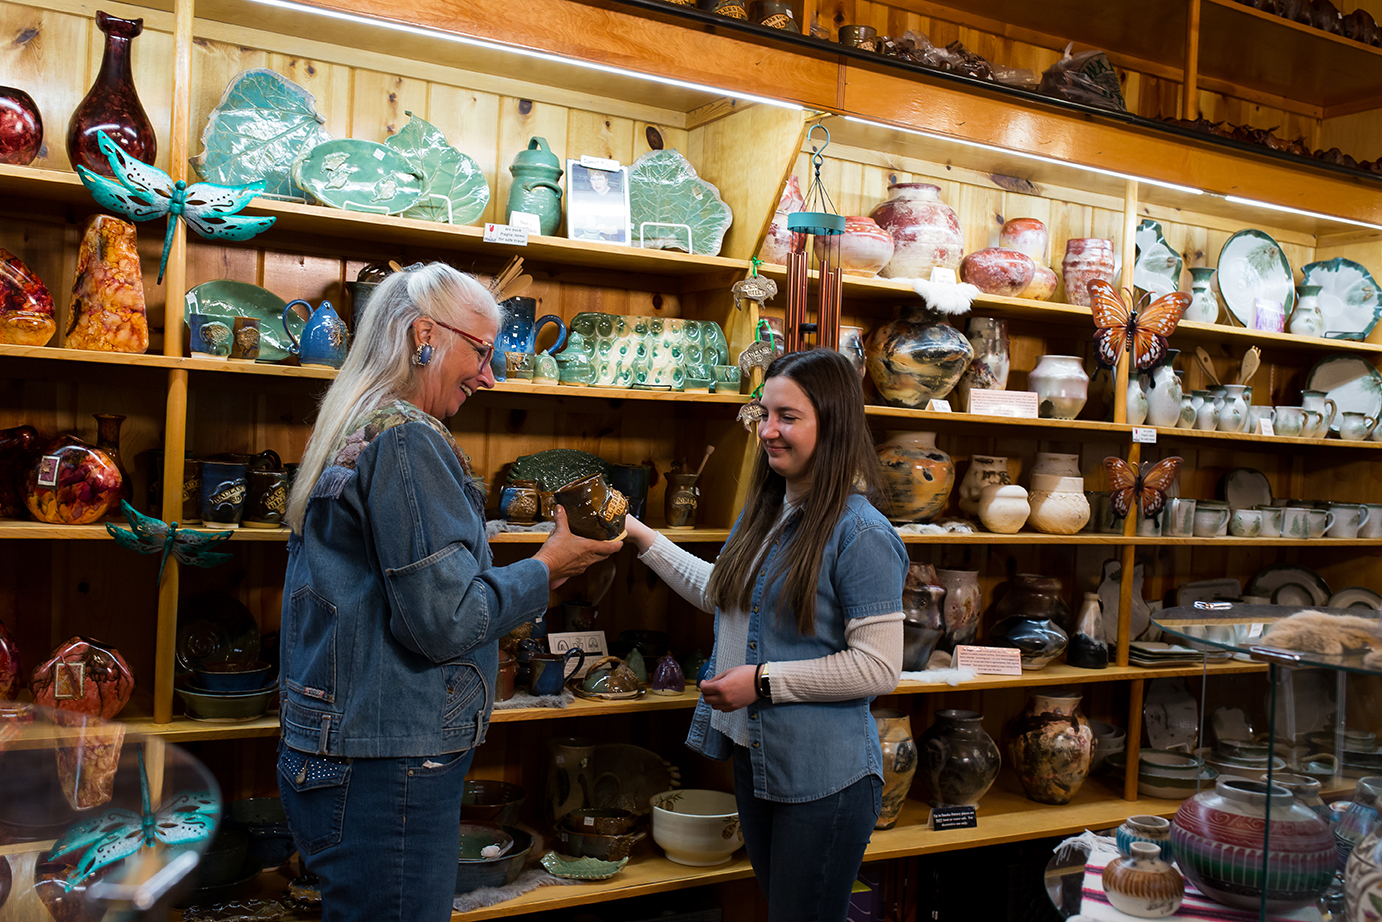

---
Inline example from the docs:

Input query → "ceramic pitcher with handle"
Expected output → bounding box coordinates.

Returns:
[282,299,348,369]
[1301,389,1337,438]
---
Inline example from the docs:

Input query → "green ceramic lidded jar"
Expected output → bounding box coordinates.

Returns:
[506,137,564,236]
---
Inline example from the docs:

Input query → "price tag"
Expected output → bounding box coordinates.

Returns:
[508,211,542,234]
[483,223,530,246]
[1258,419,1275,437]
[36,455,59,488]
[928,266,958,285]
[1132,426,1158,443]
[929,805,978,830]
[579,155,621,172]
[966,390,1038,418]
[954,645,1022,676]
[1253,298,1285,333]
[546,631,608,679]
[926,399,952,413]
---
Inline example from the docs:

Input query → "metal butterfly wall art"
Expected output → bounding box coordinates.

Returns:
[77,130,277,284]
[106,501,234,584]
[1103,455,1183,523]
[1089,278,1190,372]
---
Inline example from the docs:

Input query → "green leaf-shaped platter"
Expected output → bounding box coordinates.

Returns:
[292,140,423,215]
[540,852,628,880]
[628,150,732,257]
[384,111,489,225]
[184,280,304,364]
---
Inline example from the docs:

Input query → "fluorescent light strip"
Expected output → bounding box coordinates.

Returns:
[244,0,803,111]
[1224,195,1382,231]
[843,115,1204,196]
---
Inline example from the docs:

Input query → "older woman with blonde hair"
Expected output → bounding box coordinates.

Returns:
[278,262,620,922]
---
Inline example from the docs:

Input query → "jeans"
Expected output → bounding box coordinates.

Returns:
[732,745,880,922]
[278,743,475,922]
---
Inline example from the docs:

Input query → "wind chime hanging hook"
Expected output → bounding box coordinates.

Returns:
[785,124,845,353]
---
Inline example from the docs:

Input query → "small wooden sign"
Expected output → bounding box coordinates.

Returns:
[954,645,1022,676]
[929,805,978,830]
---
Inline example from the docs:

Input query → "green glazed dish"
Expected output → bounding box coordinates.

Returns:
[540,852,628,880]
[185,280,304,363]
[292,139,424,215]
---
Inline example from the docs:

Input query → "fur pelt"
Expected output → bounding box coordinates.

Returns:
[911,279,979,315]
[1261,611,1382,667]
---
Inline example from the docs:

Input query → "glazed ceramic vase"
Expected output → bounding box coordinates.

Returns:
[1061,238,1116,307]
[917,709,1000,807]
[1144,353,1183,428]
[1103,842,1185,918]
[1290,285,1324,338]
[1218,384,1249,433]
[67,215,148,353]
[506,137,564,236]
[1006,688,1093,805]
[1186,267,1220,323]
[759,175,803,265]
[1028,355,1089,420]
[958,455,1009,516]
[977,483,1029,534]
[876,431,953,523]
[650,653,684,695]
[818,216,893,277]
[864,305,973,408]
[1172,778,1334,911]
[901,563,946,671]
[0,86,41,166]
[1026,474,1090,535]
[1126,375,1148,426]
[873,709,918,829]
[0,248,57,346]
[989,574,1070,669]
[1117,814,1172,860]
[0,424,40,518]
[24,436,123,525]
[546,736,597,828]
[67,12,156,177]
[0,619,20,700]
[1067,591,1109,669]
[664,473,700,529]
[838,324,866,378]
[952,317,1010,412]
[935,568,982,650]
[869,182,963,279]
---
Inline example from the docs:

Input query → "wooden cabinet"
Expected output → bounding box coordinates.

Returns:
[1,0,1380,917]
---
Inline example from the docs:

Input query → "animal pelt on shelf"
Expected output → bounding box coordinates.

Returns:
[1261,611,1382,668]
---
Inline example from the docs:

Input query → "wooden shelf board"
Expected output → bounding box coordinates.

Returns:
[895,529,1382,547]
[1172,321,1382,355]
[4,714,281,750]
[492,688,701,722]
[491,528,731,544]
[865,406,1129,436]
[892,660,1264,695]
[490,381,747,404]
[0,519,293,540]
[1156,426,1382,451]
[0,343,339,378]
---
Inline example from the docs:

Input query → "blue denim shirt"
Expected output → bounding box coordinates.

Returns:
[686,493,908,803]
[280,407,549,758]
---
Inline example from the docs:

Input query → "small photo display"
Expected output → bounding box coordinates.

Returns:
[565,161,630,245]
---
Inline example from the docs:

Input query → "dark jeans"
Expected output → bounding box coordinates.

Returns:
[732,745,881,922]
[277,743,475,922]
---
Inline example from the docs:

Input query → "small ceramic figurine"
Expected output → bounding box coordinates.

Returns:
[650,653,685,695]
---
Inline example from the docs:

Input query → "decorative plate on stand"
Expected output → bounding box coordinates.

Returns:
[1301,257,1382,340]
[1215,229,1295,327]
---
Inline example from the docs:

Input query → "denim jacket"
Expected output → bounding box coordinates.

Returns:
[280,402,549,758]
[687,493,908,803]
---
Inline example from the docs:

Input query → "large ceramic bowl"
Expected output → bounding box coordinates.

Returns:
[557,827,646,861]
[193,660,274,692]
[175,679,277,722]
[650,789,741,867]
[455,823,532,895]
[461,780,525,826]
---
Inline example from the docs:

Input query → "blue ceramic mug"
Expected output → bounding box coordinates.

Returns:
[282,299,349,369]
[188,313,232,359]
[528,648,585,696]
[492,296,567,381]
[200,460,249,527]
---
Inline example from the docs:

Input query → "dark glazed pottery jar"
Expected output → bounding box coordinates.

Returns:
[554,473,628,541]
[94,413,131,506]
[988,573,1070,670]
[0,87,41,166]
[917,709,1001,807]
[0,619,21,700]
[0,425,40,519]
[67,11,156,176]
[1006,687,1093,805]
[901,563,945,671]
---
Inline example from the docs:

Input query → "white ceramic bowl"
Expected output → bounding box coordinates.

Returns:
[650,789,742,867]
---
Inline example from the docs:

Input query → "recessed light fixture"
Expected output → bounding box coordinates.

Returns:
[1223,195,1382,231]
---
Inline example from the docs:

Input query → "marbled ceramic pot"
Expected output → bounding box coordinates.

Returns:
[960,247,1034,297]
[874,709,918,830]
[1006,688,1093,805]
[864,305,973,408]
[1061,237,1116,307]
[869,182,963,280]
[989,574,1070,669]
[876,431,953,523]
[999,217,1048,261]
[758,175,803,265]
[901,563,946,671]
[935,569,982,650]
[818,216,893,277]
[917,709,1000,807]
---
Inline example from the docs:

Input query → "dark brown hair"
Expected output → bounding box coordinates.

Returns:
[705,349,885,634]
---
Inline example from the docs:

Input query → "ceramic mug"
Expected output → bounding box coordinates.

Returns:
[1338,412,1379,441]
[1192,501,1230,537]
[242,469,288,529]
[683,362,713,394]
[200,460,248,527]
[713,365,741,393]
[607,463,651,519]
[554,474,629,541]
[1362,504,1382,538]
[529,648,587,696]
[1165,498,1196,536]
[1281,505,1313,539]
[147,452,202,524]
[1136,512,1162,536]
[1306,507,1336,538]
[1228,508,1263,538]
[1247,406,1275,435]
[1254,504,1284,537]
[505,351,535,380]
[1301,408,1325,440]
[188,312,232,359]
[1273,406,1306,438]
[1327,503,1370,538]
[229,316,261,362]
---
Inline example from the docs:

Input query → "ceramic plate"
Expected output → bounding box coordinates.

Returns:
[1133,219,1183,299]
[1305,353,1382,434]
[1302,257,1382,340]
[292,139,424,215]
[1174,578,1243,608]
[1215,229,1296,328]
[540,852,628,880]
[175,591,261,674]
[1245,564,1330,607]
[628,150,732,256]
[588,743,680,816]
[1215,468,1272,511]
[1142,678,1199,753]
[1327,586,1382,610]
[185,280,304,363]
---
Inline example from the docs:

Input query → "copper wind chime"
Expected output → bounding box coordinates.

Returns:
[785,125,845,352]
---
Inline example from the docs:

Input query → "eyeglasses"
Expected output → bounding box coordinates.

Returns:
[431,318,495,367]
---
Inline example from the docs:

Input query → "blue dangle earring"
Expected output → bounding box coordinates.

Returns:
[413,340,433,366]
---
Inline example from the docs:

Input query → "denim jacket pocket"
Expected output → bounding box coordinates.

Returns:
[285,586,338,704]
[278,746,352,854]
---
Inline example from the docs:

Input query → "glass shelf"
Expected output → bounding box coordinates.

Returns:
[1154,602,1382,678]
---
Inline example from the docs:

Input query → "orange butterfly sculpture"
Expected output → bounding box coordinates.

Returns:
[1103,456,1183,522]
[1089,279,1190,372]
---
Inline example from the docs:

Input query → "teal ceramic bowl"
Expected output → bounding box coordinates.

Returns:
[185,280,304,363]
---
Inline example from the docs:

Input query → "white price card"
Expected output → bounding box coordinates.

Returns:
[928,266,958,284]
[966,390,1039,418]
[579,155,621,172]
[926,399,953,413]
[1258,419,1275,437]
[508,211,542,234]
[546,631,608,679]
[954,645,1022,676]
[483,223,530,246]
[1132,426,1158,443]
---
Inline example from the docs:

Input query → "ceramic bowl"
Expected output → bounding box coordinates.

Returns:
[1307,729,1377,753]
[193,660,274,692]
[1215,737,1270,762]
[1133,751,1217,799]
[650,789,742,867]
[556,827,646,861]
[562,807,639,836]
[455,823,531,895]
[175,679,277,721]
[461,780,526,826]
[1089,720,1127,744]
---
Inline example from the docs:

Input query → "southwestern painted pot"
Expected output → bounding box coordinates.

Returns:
[816,216,893,277]
[1006,688,1093,805]
[960,247,1035,298]
[1172,778,1333,912]
[917,709,1000,808]
[873,709,917,829]
[901,563,945,671]
[869,182,963,280]
[875,430,953,523]
[864,305,973,408]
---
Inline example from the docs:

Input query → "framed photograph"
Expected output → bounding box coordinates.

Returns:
[565,161,630,245]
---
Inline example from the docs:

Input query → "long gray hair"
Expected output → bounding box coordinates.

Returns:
[285,263,499,533]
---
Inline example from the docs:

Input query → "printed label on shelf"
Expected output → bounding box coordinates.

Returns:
[36,455,59,488]
[928,266,958,285]
[483,223,530,246]
[1258,419,1275,437]
[1253,298,1285,333]
[926,399,952,413]
[1132,427,1158,443]
[929,805,978,830]
[966,390,1038,418]
[508,211,542,234]
[547,631,609,679]
[954,645,1022,675]
[579,155,621,172]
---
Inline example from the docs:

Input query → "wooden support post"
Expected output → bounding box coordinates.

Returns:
[1124,678,1146,801]
[1182,0,1202,120]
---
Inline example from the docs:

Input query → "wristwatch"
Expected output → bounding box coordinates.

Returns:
[757,663,773,702]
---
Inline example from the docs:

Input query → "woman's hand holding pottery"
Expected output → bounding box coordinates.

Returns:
[699,665,759,712]
[533,506,623,590]
[622,514,658,554]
